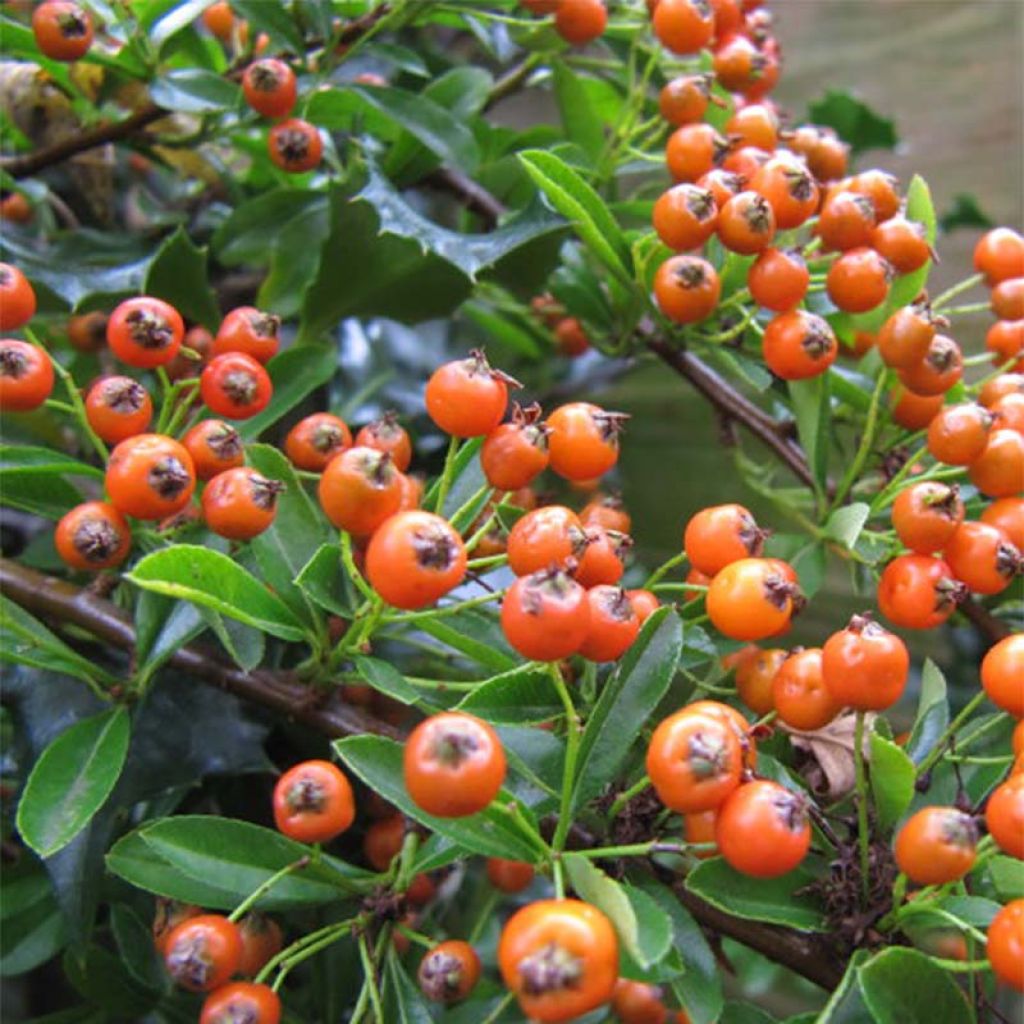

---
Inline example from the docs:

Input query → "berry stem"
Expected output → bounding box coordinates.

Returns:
[356,932,384,1024]
[255,918,355,985]
[831,369,889,511]
[432,434,461,518]
[869,442,928,513]
[914,692,990,779]
[228,855,310,923]
[644,548,688,589]
[449,483,493,534]
[549,661,580,854]
[381,589,503,624]
[940,301,992,317]
[479,992,516,1024]
[930,272,984,311]
[27,329,108,463]
[608,774,652,820]
[573,839,690,859]
[853,710,871,905]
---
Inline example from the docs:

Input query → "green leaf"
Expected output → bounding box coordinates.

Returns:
[126,545,307,641]
[788,375,831,495]
[334,735,544,862]
[869,733,915,831]
[623,884,673,971]
[816,951,872,1024]
[456,665,561,724]
[110,904,165,991]
[134,597,204,685]
[382,950,434,1024]
[858,947,971,1024]
[564,854,665,968]
[719,1005,776,1024]
[144,228,220,330]
[807,90,898,156]
[685,859,826,930]
[347,83,480,172]
[201,608,264,673]
[422,437,484,515]
[553,65,605,161]
[246,443,329,628]
[461,302,543,359]
[295,543,354,617]
[150,0,219,49]
[1,595,119,689]
[0,472,83,520]
[150,68,241,113]
[824,503,871,549]
[939,193,994,234]
[109,817,371,910]
[418,609,517,674]
[906,659,948,766]
[986,856,1024,901]
[518,148,631,280]
[570,608,683,811]
[906,174,937,246]
[352,655,422,707]
[230,0,304,51]
[935,895,1003,928]
[0,445,103,479]
[238,343,338,440]
[637,876,723,1024]
[17,707,130,859]
[1,861,67,977]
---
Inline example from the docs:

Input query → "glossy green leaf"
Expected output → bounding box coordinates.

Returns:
[637,876,723,1024]
[869,733,915,831]
[0,861,67,977]
[518,149,631,279]
[353,655,422,707]
[150,0,219,49]
[17,707,130,859]
[824,503,871,549]
[237,343,338,439]
[0,472,84,520]
[200,607,264,673]
[127,545,307,641]
[110,904,164,991]
[108,817,371,910]
[789,375,831,495]
[807,90,898,156]
[685,859,826,930]
[150,68,241,114]
[553,65,605,161]
[230,0,304,50]
[144,227,220,330]
[986,856,1024,901]
[246,443,328,628]
[906,659,948,766]
[382,950,434,1024]
[1,595,119,689]
[456,665,561,724]
[295,543,354,617]
[564,854,658,968]
[858,947,971,1024]
[134,596,205,685]
[335,734,544,862]
[570,607,683,811]
[0,445,102,479]
[418,608,518,674]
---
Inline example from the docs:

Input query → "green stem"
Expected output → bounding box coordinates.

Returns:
[831,370,888,510]
[229,856,310,923]
[925,957,992,972]
[382,589,503,624]
[853,711,871,905]
[340,532,376,603]
[357,933,384,1024]
[870,443,928,513]
[552,856,565,900]
[931,272,984,311]
[651,582,707,594]
[255,920,354,984]
[467,553,508,571]
[608,775,651,820]
[44,399,75,414]
[941,301,992,317]
[467,889,500,944]
[644,549,688,589]
[574,840,690,859]
[916,692,988,778]
[450,484,493,534]
[31,335,108,463]
[432,435,461,517]
[162,380,200,437]
[549,662,580,853]
[480,992,516,1024]
[699,305,757,344]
